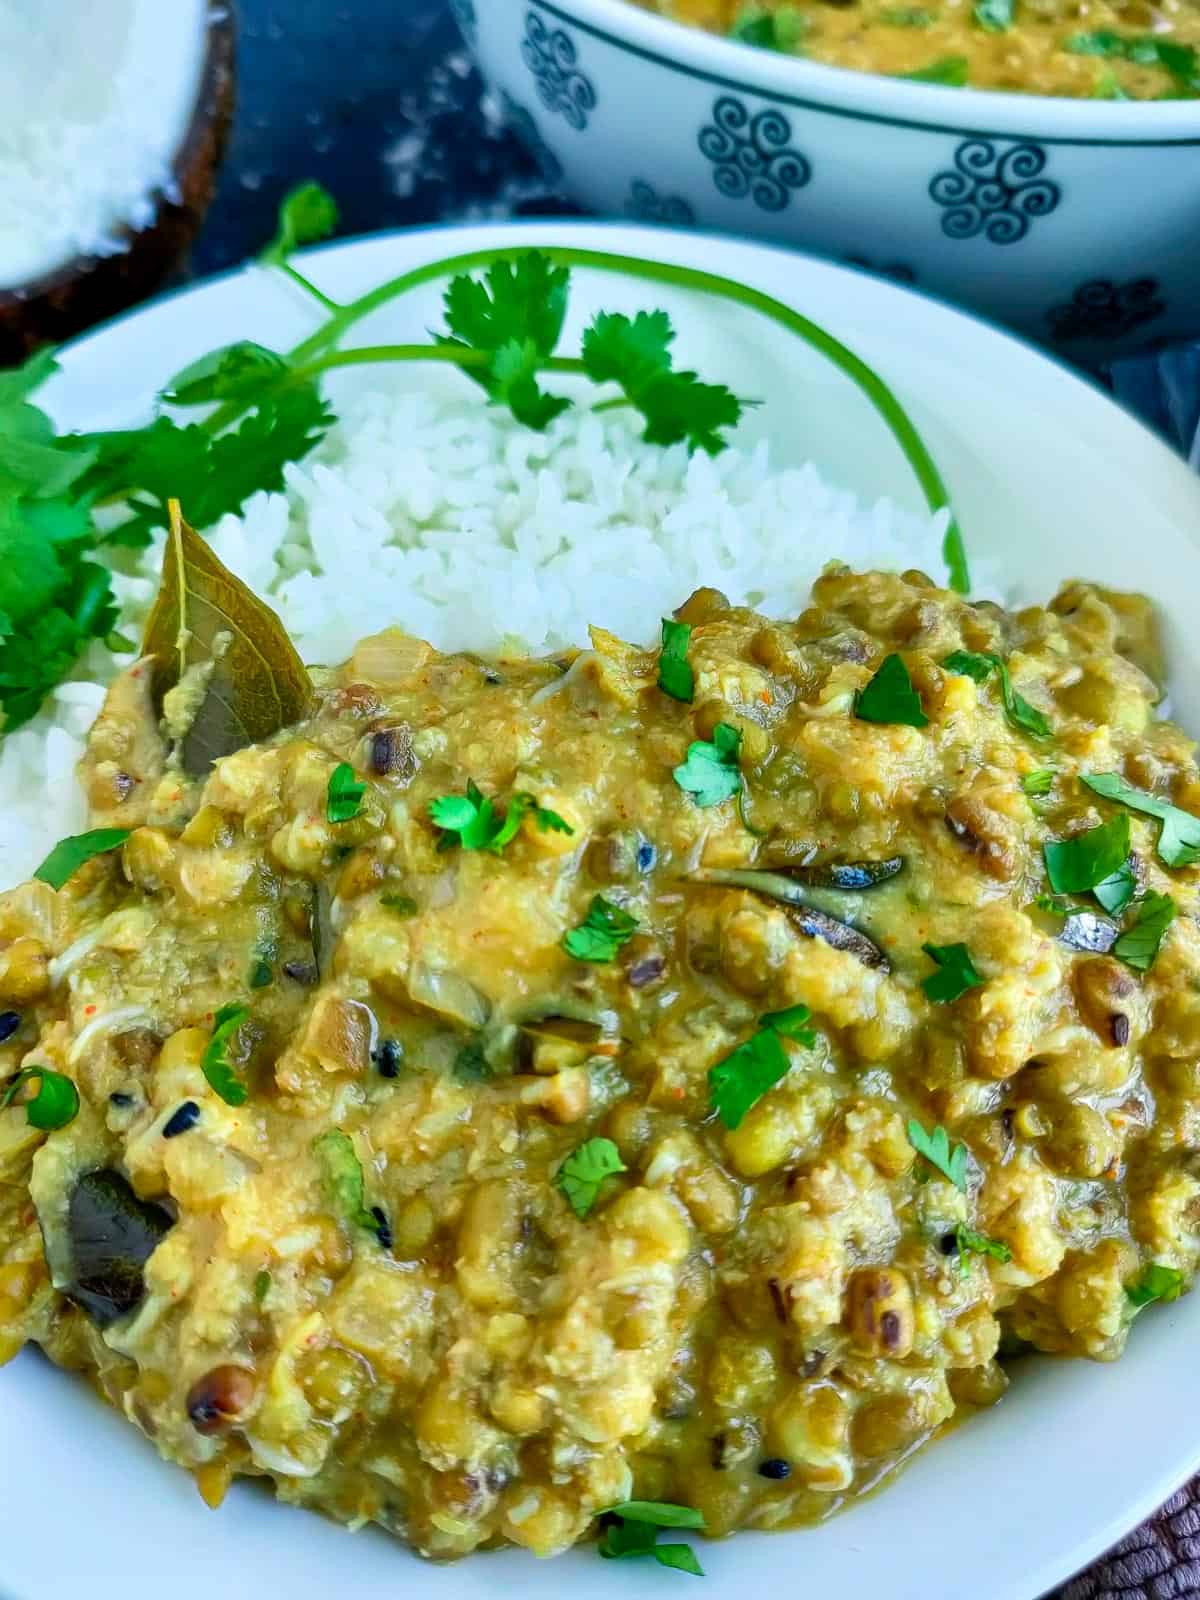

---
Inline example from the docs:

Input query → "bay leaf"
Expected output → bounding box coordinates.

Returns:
[142,500,312,774]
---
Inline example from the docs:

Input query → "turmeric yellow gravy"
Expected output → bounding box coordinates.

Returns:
[2,567,1199,1560]
[634,0,1200,98]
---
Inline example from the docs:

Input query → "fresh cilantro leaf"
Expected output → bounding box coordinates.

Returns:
[1093,859,1137,916]
[261,181,340,265]
[312,1129,383,1235]
[600,1519,660,1559]
[488,337,572,431]
[1021,770,1054,797]
[327,762,366,824]
[899,55,969,83]
[941,650,1052,738]
[658,617,695,703]
[974,0,1014,28]
[956,1225,1012,1266]
[1044,812,1131,896]
[729,3,806,50]
[674,721,742,807]
[249,955,274,989]
[1127,1261,1185,1312]
[556,1136,628,1218]
[563,895,639,963]
[1063,30,1199,88]
[445,251,570,364]
[581,310,744,456]
[1081,772,1200,869]
[202,1003,251,1107]
[855,653,928,726]
[921,941,983,1004]
[164,342,290,407]
[34,828,131,890]
[0,1065,79,1131]
[760,1002,816,1043]
[0,347,59,408]
[1113,891,1176,972]
[430,783,570,853]
[709,1008,818,1131]
[908,1118,969,1190]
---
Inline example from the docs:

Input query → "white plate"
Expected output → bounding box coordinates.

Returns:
[4,221,1200,1600]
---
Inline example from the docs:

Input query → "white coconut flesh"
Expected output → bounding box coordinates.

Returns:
[0,0,210,289]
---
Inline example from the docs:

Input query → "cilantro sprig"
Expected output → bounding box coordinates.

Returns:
[557,1137,628,1218]
[1113,891,1176,972]
[0,182,966,733]
[1044,813,1130,897]
[563,896,639,963]
[710,1004,817,1130]
[430,782,573,853]
[908,1119,969,1190]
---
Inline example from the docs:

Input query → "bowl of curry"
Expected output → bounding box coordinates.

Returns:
[459,0,1200,358]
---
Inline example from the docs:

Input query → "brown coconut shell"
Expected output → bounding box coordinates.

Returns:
[0,0,236,366]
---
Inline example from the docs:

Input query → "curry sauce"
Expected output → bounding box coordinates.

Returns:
[1,566,1198,1560]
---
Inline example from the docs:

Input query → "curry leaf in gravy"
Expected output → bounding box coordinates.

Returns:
[1082,772,1200,869]
[898,55,970,84]
[942,650,1052,738]
[312,1129,383,1237]
[855,653,928,727]
[326,762,367,824]
[1113,891,1177,973]
[658,618,695,703]
[674,721,743,808]
[254,1269,272,1302]
[557,1136,628,1218]
[1127,1261,1185,1312]
[0,1065,79,1130]
[974,0,1015,30]
[202,1003,251,1107]
[381,893,419,917]
[880,7,936,22]
[141,504,313,777]
[921,941,983,1004]
[1043,812,1130,896]
[908,1119,969,1191]
[34,827,131,890]
[563,896,640,963]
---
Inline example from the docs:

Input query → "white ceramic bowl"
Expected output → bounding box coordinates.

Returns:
[5,219,1200,1600]
[455,0,1200,360]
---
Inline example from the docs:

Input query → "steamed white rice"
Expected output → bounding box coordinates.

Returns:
[0,373,953,887]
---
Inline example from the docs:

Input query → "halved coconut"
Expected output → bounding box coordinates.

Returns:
[0,0,234,364]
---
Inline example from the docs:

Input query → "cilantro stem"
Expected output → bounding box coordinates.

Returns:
[288,346,589,383]
[238,244,967,591]
[277,261,342,315]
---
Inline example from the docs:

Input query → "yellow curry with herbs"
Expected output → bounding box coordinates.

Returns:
[1,558,1198,1565]
[633,0,1200,98]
